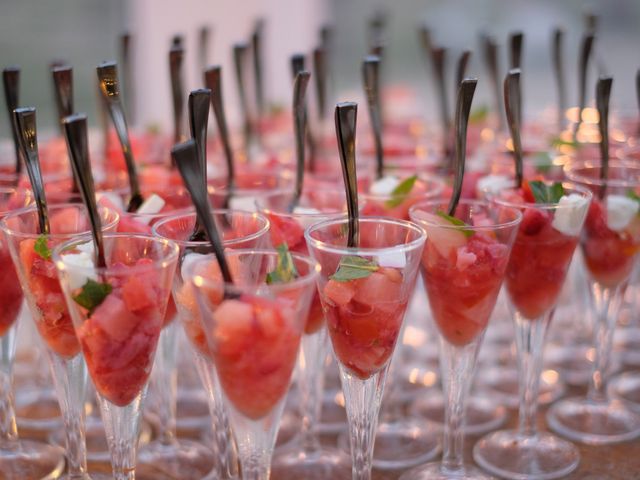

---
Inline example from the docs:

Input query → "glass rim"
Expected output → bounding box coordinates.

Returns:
[120,204,194,222]
[186,248,321,292]
[256,188,352,219]
[565,159,640,188]
[52,232,180,276]
[0,185,33,216]
[152,209,271,248]
[0,203,120,240]
[409,198,523,231]
[492,182,593,210]
[304,216,426,256]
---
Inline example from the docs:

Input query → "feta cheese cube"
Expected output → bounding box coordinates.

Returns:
[229,196,258,212]
[376,249,406,268]
[606,195,639,232]
[62,252,97,290]
[476,174,514,198]
[136,194,166,224]
[551,194,590,236]
[292,206,322,229]
[370,176,401,196]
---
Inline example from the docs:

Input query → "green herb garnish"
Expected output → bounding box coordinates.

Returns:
[435,211,474,238]
[73,279,113,315]
[330,255,379,282]
[266,244,299,284]
[627,189,640,204]
[34,235,52,260]
[529,180,565,204]
[469,105,489,124]
[534,152,554,174]
[550,136,582,150]
[385,175,418,208]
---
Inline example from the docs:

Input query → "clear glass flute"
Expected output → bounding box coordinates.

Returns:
[0,186,65,478]
[401,199,521,480]
[186,249,320,480]
[257,189,352,479]
[53,233,179,480]
[1,203,119,479]
[547,161,640,444]
[305,217,426,480]
[473,182,592,479]
[153,209,271,479]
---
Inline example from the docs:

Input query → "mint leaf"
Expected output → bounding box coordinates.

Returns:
[469,105,489,124]
[330,255,379,282]
[550,136,582,150]
[73,279,112,315]
[385,175,417,208]
[534,152,554,174]
[529,181,565,204]
[435,211,474,238]
[34,235,52,260]
[627,189,640,203]
[266,244,299,284]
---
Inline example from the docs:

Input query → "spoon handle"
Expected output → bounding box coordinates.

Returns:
[431,47,450,148]
[455,51,472,99]
[170,44,185,146]
[509,31,524,70]
[362,55,383,179]
[635,68,640,137]
[3,67,22,175]
[335,102,359,248]
[52,65,74,127]
[97,61,143,212]
[313,47,328,121]
[119,32,135,125]
[574,33,595,141]
[233,43,252,153]
[504,69,524,189]
[13,107,50,234]
[480,34,504,131]
[552,28,566,131]
[204,66,235,191]
[596,76,613,191]
[251,19,265,118]
[63,113,106,268]
[291,54,305,78]
[291,54,316,171]
[290,71,311,210]
[448,78,478,217]
[188,88,211,193]
[173,139,233,284]
[198,25,211,74]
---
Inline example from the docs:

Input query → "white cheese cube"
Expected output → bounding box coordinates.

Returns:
[292,206,322,229]
[476,174,513,198]
[370,176,401,196]
[62,252,97,290]
[606,195,639,232]
[376,249,406,269]
[135,194,166,223]
[552,194,590,236]
[229,196,258,212]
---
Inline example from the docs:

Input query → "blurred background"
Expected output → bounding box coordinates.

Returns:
[1,0,639,135]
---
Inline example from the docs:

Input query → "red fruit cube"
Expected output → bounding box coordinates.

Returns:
[323,279,356,306]
[520,208,549,236]
[122,276,156,313]
[91,295,140,342]
[267,214,305,249]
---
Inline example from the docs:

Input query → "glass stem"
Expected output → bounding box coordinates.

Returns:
[340,366,387,480]
[513,311,550,437]
[149,322,178,445]
[100,392,145,480]
[586,283,624,403]
[439,337,481,475]
[48,352,89,476]
[195,354,238,479]
[0,324,18,445]
[297,329,329,453]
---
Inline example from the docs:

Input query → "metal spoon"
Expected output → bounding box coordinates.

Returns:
[362,55,383,180]
[62,113,107,268]
[313,47,328,122]
[97,61,144,212]
[3,66,22,175]
[173,139,235,287]
[480,34,504,131]
[187,88,211,241]
[504,69,524,189]
[233,43,253,157]
[552,28,566,131]
[509,31,524,70]
[120,32,134,125]
[335,102,359,248]
[204,66,235,201]
[635,68,640,137]
[170,43,185,147]
[447,78,478,217]
[291,54,316,171]
[368,8,387,54]
[198,26,211,75]
[251,19,265,118]
[573,33,595,141]
[596,75,613,197]
[52,65,74,129]
[432,46,450,161]
[13,107,50,234]
[455,50,472,98]
[289,71,311,212]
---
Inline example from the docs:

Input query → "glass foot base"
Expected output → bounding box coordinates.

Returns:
[0,439,65,480]
[271,445,351,479]
[473,429,580,480]
[608,372,640,413]
[399,461,493,480]
[371,418,441,470]
[478,366,565,408]
[56,473,112,479]
[547,396,640,445]
[409,392,507,435]
[545,344,621,387]
[136,438,215,479]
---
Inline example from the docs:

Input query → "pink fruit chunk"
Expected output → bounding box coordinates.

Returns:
[50,207,84,234]
[413,210,467,259]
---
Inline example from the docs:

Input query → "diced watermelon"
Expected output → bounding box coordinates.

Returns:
[91,295,140,342]
[267,214,305,249]
[121,276,156,313]
[412,210,467,259]
[352,271,403,312]
[520,208,550,236]
[323,279,356,306]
